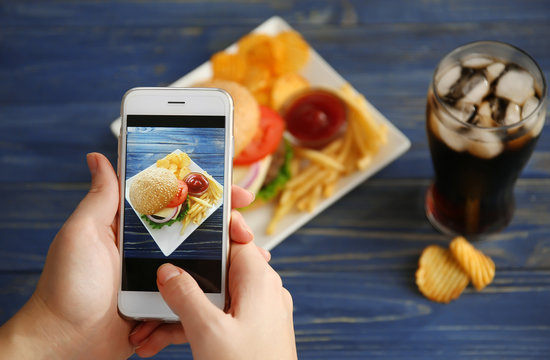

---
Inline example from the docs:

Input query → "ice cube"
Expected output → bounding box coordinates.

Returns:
[521,96,539,119]
[503,102,521,126]
[478,101,491,117]
[467,130,503,159]
[475,101,495,127]
[485,62,505,82]
[496,69,535,105]
[462,55,494,69]
[448,103,476,123]
[433,106,468,152]
[437,120,466,152]
[436,65,461,97]
[461,74,489,104]
[489,96,508,123]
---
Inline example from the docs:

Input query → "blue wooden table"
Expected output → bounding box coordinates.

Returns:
[1,1,549,358]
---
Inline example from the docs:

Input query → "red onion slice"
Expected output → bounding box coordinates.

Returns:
[238,161,260,189]
[146,206,179,224]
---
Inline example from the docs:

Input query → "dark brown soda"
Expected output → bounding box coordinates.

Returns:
[426,95,540,235]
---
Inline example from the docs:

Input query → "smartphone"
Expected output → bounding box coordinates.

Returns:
[117,87,233,321]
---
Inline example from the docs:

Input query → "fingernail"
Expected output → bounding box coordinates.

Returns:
[238,210,254,240]
[157,263,182,286]
[258,247,271,262]
[247,189,256,202]
[245,223,254,242]
[129,321,144,337]
[86,153,98,176]
[236,211,254,242]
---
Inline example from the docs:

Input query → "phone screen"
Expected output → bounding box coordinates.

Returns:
[121,114,226,293]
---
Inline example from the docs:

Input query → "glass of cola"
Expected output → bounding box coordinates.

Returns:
[426,41,547,236]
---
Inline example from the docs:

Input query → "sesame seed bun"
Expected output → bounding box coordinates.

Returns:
[194,79,260,156]
[129,167,179,215]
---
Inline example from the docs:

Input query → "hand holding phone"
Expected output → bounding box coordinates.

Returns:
[130,227,297,360]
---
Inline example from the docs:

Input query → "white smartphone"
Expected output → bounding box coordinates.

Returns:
[117,87,233,321]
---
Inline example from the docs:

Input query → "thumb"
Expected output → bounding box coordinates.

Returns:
[73,153,119,226]
[157,263,222,335]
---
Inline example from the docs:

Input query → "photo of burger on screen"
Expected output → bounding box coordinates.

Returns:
[125,149,223,256]
[129,166,191,229]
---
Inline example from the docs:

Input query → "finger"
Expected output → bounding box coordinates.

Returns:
[228,242,281,312]
[134,323,187,358]
[156,263,222,338]
[257,245,271,262]
[129,320,163,347]
[230,209,253,244]
[231,185,255,209]
[72,153,119,227]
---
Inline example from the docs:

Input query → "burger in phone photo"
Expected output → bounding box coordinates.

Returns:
[129,167,191,229]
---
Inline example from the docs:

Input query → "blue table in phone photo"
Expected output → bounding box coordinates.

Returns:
[1,1,549,359]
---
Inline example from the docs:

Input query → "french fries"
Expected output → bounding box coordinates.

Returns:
[181,173,223,233]
[266,84,388,234]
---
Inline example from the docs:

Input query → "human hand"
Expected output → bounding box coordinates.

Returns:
[0,152,280,360]
[130,196,297,359]
[0,152,135,360]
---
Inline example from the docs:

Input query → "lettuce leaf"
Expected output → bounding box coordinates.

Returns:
[257,140,293,202]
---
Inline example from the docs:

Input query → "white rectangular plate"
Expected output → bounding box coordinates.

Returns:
[112,16,411,251]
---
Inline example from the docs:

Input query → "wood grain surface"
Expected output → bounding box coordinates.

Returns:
[1,0,549,359]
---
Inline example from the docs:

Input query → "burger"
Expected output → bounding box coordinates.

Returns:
[129,167,190,229]
[197,79,292,203]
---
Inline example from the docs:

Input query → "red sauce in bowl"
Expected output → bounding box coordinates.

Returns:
[184,172,209,196]
[282,89,347,147]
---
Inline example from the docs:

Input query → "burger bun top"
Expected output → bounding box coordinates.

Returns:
[194,79,259,156]
[129,167,179,215]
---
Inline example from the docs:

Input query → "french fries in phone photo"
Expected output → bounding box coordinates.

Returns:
[156,152,223,233]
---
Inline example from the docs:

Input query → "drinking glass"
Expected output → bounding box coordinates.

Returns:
[425,41,547,236]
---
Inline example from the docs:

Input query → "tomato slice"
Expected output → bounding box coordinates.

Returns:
[166,180,188,208]
[234,105,285,165]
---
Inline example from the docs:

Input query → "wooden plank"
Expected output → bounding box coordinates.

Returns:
[2,178,549,271]
[1,0,549,27]
[2,20,549,105]
[1,269,549,359]
[285,269,550,359]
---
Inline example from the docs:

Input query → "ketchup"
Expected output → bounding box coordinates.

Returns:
[184,172,209,196]
[282,89,347,147]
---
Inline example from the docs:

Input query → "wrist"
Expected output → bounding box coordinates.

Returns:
[0,294,82,359]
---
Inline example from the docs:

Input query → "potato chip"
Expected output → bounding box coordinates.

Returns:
[272,31,310,75]
[242,63,272,93]
[450,236,495,290]
[253,87,272,106]
[271,72,309,110]
[211,51,247,83]
[238,33,277,68]
[416,245,469,303]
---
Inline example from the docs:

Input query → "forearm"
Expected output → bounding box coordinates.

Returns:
[0,295,79,359]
